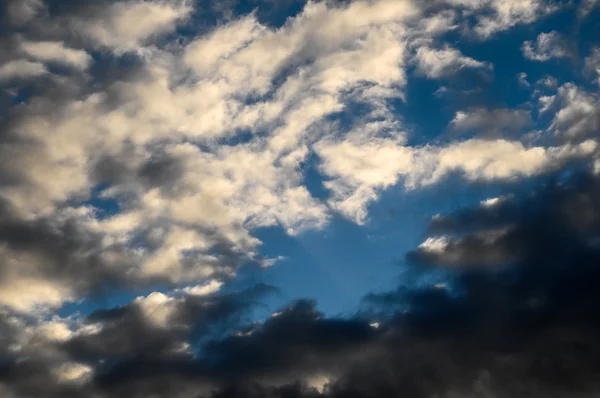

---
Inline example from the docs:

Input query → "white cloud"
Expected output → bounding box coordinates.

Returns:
[426,138,597,183]
[547,83,600,141]
[0,0,594,311]
[538,95,555,113]
[71,0,193,53]
[419,236,450,253]
[481,195,511,207]
[20,40,92,70]
[414,46,490,78]
[0,274,73,313]
[178,280,224,296]
[517,72,530,88]
[0,0,423,290]
[535,75,558,89]
[54,363,92,384]
[318,135,597,223]
[316,125,413,224]
[447,0,558,38]
[0,59,47,81]
[522,31,571,61]
[450,108,531,136]
[134,292,178,327]
[585,47,600,85]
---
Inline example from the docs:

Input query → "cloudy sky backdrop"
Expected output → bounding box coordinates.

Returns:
[1,0,600,396]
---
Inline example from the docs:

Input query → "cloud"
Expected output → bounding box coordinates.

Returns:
[0,59,47,81]
[68,0,193,53]
[447,0,559,38]
[0,0,573,293]
[413,45,491,79]
[518,72,530,88]
[424,138,597,183]
[2,0,45,26]
[0,0,428,299]
[0,284,275,397]
[6,168,600,398]
[0,200,138,312]
[449,107,532,138]
[578,0,600,18]
[546,83,600,142]
[522,31,572,62]
[409,170,600,271]
[585,47,600,86]
[19,40,91,70]
[318,133,596,223]
[316,125,413,223]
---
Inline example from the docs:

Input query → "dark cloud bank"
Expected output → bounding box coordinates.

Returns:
[1,169,600,397]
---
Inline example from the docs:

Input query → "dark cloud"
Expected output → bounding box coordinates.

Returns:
[64,284,276,363]
[84,170,600,398]
[0,197,139,309]
[3,158,600,396]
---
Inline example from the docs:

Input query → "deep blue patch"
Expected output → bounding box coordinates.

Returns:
[81,184,121,220]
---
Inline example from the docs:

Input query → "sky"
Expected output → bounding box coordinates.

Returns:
[1,0,600,396]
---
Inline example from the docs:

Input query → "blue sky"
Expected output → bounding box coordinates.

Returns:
[1,0,600,396]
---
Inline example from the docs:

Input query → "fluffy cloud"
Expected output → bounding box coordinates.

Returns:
[0,0,428,307]
[318,130,596,223]
[585,47,600,85]
[522,31,572,62]
[19,40,91,70]
[447,0,559,38]
[0,59,47,81]
[545,83,600,142]
[68,0,193,53]
[414,45,491,79]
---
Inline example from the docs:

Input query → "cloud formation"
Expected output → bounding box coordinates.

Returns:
[5,166,600,397]
[0,0,599,396]
[522,31,572,62]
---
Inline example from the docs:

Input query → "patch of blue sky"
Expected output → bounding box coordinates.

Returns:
[79,183,121,220]
[237,174,519,318]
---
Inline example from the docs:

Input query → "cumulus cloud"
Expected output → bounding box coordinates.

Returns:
[318,134,596,223]
[447,0,559,38]
[585,47,600,85]
[0,59,47,81]
[413,45,491,79]
[0,0,575,293]
[545,83,600,142]
[517,72,530,88]
[522,31,572,62]
[68,0,193,53]
[19,40,91,70]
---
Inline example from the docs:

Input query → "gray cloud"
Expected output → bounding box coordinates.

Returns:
[449,107,533,139]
